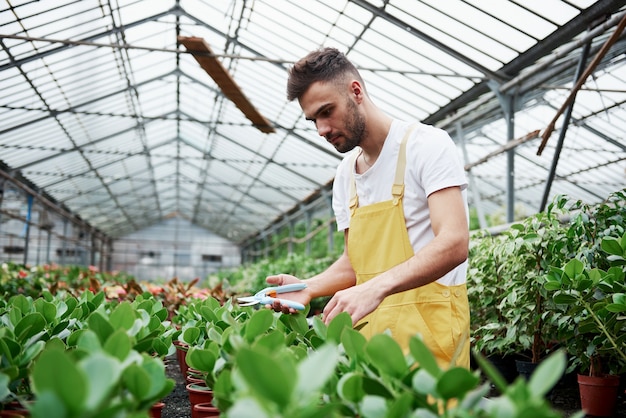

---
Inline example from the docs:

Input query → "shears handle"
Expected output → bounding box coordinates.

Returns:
[258,283,307,310]
[258,297,305,311]
[273,283,307,294]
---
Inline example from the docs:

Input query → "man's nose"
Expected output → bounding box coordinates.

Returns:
[316,121,331,139]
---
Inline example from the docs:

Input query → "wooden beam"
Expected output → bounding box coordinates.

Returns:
[178,36,275,134]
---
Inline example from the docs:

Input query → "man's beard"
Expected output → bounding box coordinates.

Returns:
[332,98,366,153]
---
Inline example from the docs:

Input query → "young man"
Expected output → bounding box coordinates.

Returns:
[267,47,470,369]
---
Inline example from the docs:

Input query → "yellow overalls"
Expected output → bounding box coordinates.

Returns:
[347,125,470,370]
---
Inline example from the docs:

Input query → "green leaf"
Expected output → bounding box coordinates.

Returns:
[436,367,479,400]
[67,329,88,347]
[341,328,367,362]
[311,316,327,341]
[82,352,122,410]
[31,347,87,415]
[34,299,57,324]
[601,237,624,257]
[244,308,274,343]
[606,303,626,313]
[76,329,102,352]
[109,302,136,330]
[360,395,387,418]
[103,329,132,361]
[295,343,339,396]
[337,372,365,403]
[236,346,295,408]
[186,346,217,374]
[254,329,286,353]
[0,372,11,402]
[366,333,406,379]
[11,294,31,313]
[19,340,46,367]
[280,312,309,336]
[408,335,440,378]
[326,312,352,344]
[412,369,437,396]
[14,312,46,343]
[141,357,173,400]
[361,375,393,398]
[28,391,67,418]
[528,350,566,398]
[199,306,219,323]
[563,259,584,278]
[0,337,19,362]
[554,293,578,305]
[122,362,150,401]
[182,327,201,345]
[87,312,114,344]
[386,392,415,418]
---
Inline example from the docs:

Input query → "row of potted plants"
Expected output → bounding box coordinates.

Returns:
[0,288,178,417]
[172,296,571,417]
[469,189,626,416]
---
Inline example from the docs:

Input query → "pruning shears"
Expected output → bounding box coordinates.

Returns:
[237,283,307,310]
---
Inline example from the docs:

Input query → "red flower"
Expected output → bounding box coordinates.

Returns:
[18,270,28,278]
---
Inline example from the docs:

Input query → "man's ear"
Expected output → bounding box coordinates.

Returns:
[351,80,364,103]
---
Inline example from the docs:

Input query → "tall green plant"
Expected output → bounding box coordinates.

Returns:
[544,235,626,376]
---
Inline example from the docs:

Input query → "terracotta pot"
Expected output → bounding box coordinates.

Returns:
[173,340,189,375]
[186,383,214,406]
[149,401,165,418]
[186,375,205,385]
[577,373,620,417]
[0,411,28,418]
[192,402,220,418]
[0,401,29,417]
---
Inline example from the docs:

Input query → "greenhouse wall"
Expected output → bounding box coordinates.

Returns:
[110,217,241,282]
[1,186,103,268]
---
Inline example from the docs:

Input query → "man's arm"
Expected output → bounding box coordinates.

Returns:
[322,186,468,324]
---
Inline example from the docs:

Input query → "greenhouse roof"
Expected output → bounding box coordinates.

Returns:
[1,0,625,244]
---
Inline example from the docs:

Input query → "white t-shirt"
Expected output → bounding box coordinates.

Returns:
[332,119,469,285]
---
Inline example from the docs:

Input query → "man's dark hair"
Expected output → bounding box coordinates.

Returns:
[287,47,364,101]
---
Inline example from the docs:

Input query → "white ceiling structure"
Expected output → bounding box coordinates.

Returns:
[1,0,625,245]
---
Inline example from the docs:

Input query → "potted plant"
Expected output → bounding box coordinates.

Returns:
[471,197,577,381]
[468,230,520,382]
[544,238,626,417]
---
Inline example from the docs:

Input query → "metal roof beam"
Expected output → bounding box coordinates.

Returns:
[423,0,626,126]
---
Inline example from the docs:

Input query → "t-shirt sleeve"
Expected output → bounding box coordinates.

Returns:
[332,158,351,231]
[415,127,468,197]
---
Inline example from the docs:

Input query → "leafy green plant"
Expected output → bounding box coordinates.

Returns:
[544,243,626,376]
[28,335,174,418]
[470,196,577,364]
[222,311,573,418]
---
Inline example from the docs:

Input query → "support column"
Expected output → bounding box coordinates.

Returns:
[490,80,517,224]
[456,121,487,229]
[23,195,33,265]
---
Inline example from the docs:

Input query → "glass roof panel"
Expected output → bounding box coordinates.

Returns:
[0,0,624,242]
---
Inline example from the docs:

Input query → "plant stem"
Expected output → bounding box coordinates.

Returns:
[581,298,626,366]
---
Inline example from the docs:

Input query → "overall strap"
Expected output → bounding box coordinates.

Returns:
[392,124,417,205]
[348,151,360,216]
[349,124,418,214]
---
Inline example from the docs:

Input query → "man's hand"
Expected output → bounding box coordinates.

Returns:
[322,280,384,325]
[265,274,312,314]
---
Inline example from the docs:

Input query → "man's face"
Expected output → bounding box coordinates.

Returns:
[300,81,366,153]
